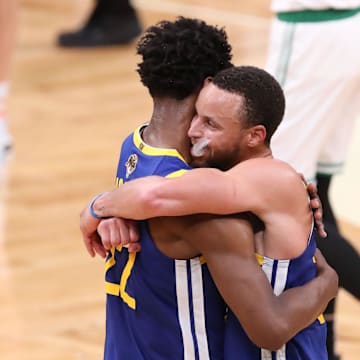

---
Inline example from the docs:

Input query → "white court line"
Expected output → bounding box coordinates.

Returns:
[133,0,270,29]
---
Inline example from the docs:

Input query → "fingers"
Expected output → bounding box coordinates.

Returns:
[306,182,327,239]
[316,222,327,238]
[310,198,321,212]
[306,181,317,194]
[83,232,107,258]
[128,242,142,253]
[97,218,141,251]
[110,219,123,247]
[126,220,141,252]
[127,219,140,243]
[84,236,96,257]
[93,240,107,258]
[80,205,104,257]
[97,219,116,250]
[118,218,132,246]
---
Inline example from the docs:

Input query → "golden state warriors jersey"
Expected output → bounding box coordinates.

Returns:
[104,125,226,360]
[224,228,327,359]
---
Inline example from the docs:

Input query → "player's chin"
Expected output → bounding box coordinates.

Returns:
[189,156,209,168]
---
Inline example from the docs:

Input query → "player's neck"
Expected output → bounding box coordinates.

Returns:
[142,96,197,163]
[236,147,273,165]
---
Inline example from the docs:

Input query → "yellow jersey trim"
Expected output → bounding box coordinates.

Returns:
[105,280,136,310]
[105,281,120,296]
[119,252,137,309]
[255,253,264,266]
[115,177,124,187]
[317,313,325,324]
[104,248,116,273]
[133,124,186,162]
[105,249,137,310]
[165,169,189,178]
[104,246,124,273]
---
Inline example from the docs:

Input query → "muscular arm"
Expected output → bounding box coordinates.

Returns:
[93,166,260,219]
[174,214,337,350]
[93,159,308,223]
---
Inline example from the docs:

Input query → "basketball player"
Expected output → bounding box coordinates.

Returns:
[86,66,335,359]
[82,18,334,359]
[81,17,232,359]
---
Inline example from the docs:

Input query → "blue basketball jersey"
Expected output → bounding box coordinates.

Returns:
[224,228,328,359]
[104,125,226,360]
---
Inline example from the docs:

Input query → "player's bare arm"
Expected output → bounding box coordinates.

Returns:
[83,210,337,349]
[93,158,314,258]
[93,159,298,219]
[81,189,336,349]
[164,214,338,350]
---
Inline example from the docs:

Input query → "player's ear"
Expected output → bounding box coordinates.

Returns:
[203,77,213,87]
[247,125,266,147]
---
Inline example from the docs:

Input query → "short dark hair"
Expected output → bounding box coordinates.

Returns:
[212,66,285,145]
[136,17,233,100]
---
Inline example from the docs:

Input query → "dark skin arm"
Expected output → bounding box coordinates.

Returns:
[152,214,338,350]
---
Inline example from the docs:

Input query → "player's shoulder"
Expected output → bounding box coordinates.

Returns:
[231,157,295,172]
[230,157,301,186]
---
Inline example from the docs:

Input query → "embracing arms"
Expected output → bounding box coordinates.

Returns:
[79,190,335,350]
[177,214,337,350]
[92,162,272,220]
[79,208,337,349]
[92,159,318,225]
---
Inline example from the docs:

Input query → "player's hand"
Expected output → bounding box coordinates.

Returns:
[307,182,327,238]
[79,205,107,258]
[299,173,327,238]
[97,217,141,253]
[315,248,338,301]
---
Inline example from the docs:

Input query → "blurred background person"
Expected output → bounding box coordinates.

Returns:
[0,0,18,167]
[266,2,360,359]
[57,0,142,47]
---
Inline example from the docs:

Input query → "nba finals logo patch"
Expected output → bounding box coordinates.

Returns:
[125,154,138,178]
